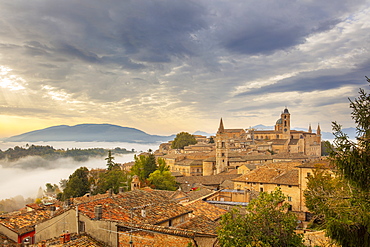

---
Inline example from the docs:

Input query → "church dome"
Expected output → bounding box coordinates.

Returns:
[276,118,282,124]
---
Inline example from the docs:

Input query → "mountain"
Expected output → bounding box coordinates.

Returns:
[5,124,176,143]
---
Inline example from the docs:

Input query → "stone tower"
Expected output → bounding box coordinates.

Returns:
[131,175,141,191]
[215,118,228,174]
[281,108,291,140]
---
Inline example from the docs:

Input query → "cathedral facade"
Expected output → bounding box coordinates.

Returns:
[215,108,321,173]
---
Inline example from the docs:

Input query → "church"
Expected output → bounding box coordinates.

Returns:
[214,108,321,173]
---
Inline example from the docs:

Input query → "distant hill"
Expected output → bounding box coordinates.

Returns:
[5,124,176,143]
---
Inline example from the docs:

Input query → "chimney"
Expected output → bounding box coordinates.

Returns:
[141,209,146,218]
[49,206,56,217]
[95,205,103,220]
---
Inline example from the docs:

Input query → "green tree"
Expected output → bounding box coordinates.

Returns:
[93,168,129,194]
[105,150,118,170]
[320,140,332,156]
[304,77,370,246]
[61,167,90,200]
[131,151,157,182]
[171,132,197,149]
[148,158,178,191]
[218,188,304,247]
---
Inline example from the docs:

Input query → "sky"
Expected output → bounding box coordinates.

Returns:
[0,0,369,138]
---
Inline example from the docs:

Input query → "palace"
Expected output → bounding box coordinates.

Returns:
[214,108,321,174]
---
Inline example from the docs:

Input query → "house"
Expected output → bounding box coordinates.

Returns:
[35,189,220,247]
[0,206,58,245]
[232,162,301,211]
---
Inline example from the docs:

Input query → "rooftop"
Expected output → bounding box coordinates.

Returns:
[0,209,52,235]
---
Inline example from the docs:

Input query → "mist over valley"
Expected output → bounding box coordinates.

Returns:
[0,141,158,201]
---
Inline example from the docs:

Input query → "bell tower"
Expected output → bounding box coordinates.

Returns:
[281,107,291,139]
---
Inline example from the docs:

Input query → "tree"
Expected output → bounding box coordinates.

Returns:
[105,150,118,170]
[148,158,178,191]
[130,151,157,183]
[320,140,332,156]
[304,77,370,246]
[61,167,90,200]
[93,168,129,194]
[218,188,304,247]
[171,132,197,149]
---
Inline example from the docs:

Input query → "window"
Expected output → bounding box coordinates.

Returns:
[260,188,264,192]
[288,185,292,188]
[222,142,225,148]
[307,172,311,178]
[288,196,292,202]
[221,153,225,157]
[79,221,85,232]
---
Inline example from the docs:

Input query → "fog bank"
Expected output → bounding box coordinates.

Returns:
[0,141,159,200]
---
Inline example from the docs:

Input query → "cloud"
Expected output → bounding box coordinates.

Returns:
[0,0,369,136]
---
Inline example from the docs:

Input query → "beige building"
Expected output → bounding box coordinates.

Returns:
[215,108,321,174]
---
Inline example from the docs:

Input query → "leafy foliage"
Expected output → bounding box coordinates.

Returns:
[148,158,178,191]
[131,151,157,183]
[320,140,332,156]
[105,150,118,170]
[0,145,134,162]
[304,77,370,246]
[93,168,129,194]
[171,132,197,149]
[218,188,304,247]
[60,167,90,200]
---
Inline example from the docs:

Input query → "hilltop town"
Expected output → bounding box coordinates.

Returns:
[0,108,331,246]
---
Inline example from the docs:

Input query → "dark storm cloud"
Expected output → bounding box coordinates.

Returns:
[208,0,363,55]
[235,60,370,98]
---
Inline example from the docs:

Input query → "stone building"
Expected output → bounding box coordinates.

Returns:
[215,108,321,174]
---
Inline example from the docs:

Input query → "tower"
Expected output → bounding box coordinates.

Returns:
[215,118,228,174]
[281,107,291,139]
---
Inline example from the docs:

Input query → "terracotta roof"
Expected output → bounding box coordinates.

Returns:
[228,155,273,161]
[295,160,331,169]
[72,190,193,225]
[272,153,309,159]
[178,215,220,235]
[233,166,299,186]
[40,233,104,247]
[77,197,133,223]
[184,200,226,221]
[0,210,52,235]
[233,167,280,183]
[176,174,240,187]
[185,188,214,202]
[271,169,299,186]
[115,190,193,225]
[223,129,245,133]
[271,139,289,145]
[118,221,217,238]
